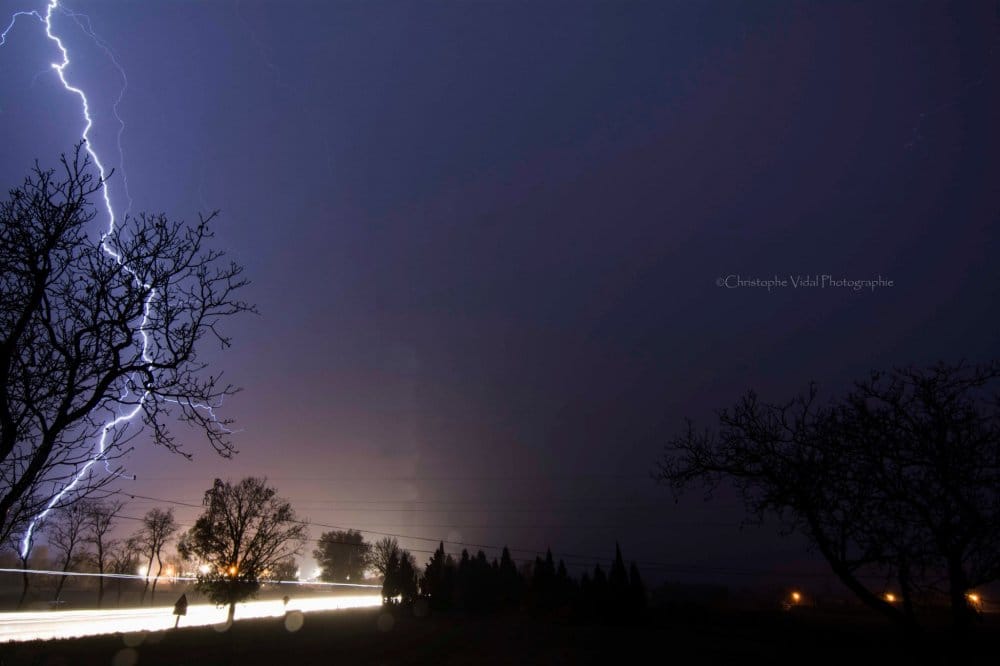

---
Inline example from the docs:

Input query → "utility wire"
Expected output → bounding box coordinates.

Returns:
[113,491,862,579]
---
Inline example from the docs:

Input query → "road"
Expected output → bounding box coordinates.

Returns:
[0,594,382,642]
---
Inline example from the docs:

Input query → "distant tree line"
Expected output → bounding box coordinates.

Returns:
[3,477,305,617]
[2,499,176,609]
[6,485,649,624]
[322,534,649,620]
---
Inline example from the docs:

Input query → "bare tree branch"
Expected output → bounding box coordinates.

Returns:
[0,145,254,540]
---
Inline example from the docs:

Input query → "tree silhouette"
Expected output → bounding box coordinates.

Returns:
[656,361,1000,633]
[590,563,609,614]
[48,502,91,601]
[530,549,557,610]
[382,549,401,603]
[382,548,419,605]
[0,146,253,543]
[608,543,629,615]
[397,550,419,604]
[133,507,177,605]
[179,477,306,622]
[370,536,401,578]
[263,557,299,582]
[313,529,370,583]
[420,542,456,610]
[497,546,521,608]
[83,499,126,607]
[108,537,141,607]
[628,562,647,612]
[404,540,644,618]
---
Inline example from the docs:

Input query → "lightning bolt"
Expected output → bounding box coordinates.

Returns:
[2,1,227,556]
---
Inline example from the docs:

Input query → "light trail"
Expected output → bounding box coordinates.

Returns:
[0,594,383,642]
[0,567,382,589]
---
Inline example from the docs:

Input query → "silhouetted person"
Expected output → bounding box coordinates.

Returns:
[283,595,290,608]
[173,593,188,628]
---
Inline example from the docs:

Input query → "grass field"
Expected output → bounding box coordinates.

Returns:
[1,605,997,666]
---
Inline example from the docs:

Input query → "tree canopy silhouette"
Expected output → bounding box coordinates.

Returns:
[313,529,370,583]
[179,477,306,622]
[133,507,177,605]
[656,361,1000,633]
[0,146,253,543]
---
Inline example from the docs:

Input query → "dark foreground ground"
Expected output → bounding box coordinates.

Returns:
[1,606,998,666]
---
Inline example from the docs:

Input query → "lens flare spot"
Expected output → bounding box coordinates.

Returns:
[284,610,304,632]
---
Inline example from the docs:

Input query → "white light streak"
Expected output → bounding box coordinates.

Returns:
[0,594,383,642]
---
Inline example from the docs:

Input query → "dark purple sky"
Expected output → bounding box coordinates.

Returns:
[2,0,998,583]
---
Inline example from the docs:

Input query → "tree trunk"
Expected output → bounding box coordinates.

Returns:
[53,574,68,601]
[140,552,154,604]
[806,515,919,633]
[17,566,30,609]
[54,556,71,601]
[947,555,973,636]
[151,556,164,604]
[228,601,236,623]
[96,548,105,608]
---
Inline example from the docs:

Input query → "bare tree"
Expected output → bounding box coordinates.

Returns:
[370,537,400,578]
[656,361,1000,634]
[49,502,92,601]
[133,507,177,604]
[178,477,306,622]
[83,499,126,607]
[108,536,141,607]
[0,145,254,542]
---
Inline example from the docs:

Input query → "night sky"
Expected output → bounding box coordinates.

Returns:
[2,0,998,584]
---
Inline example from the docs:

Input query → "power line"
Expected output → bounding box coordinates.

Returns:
[125,500,706,510]
[133,475,649,482]
[112,491,852,578]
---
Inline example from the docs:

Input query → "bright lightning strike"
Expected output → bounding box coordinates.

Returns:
[1,1,224,557]
[1,0,143,556]
[62,6,133,217]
